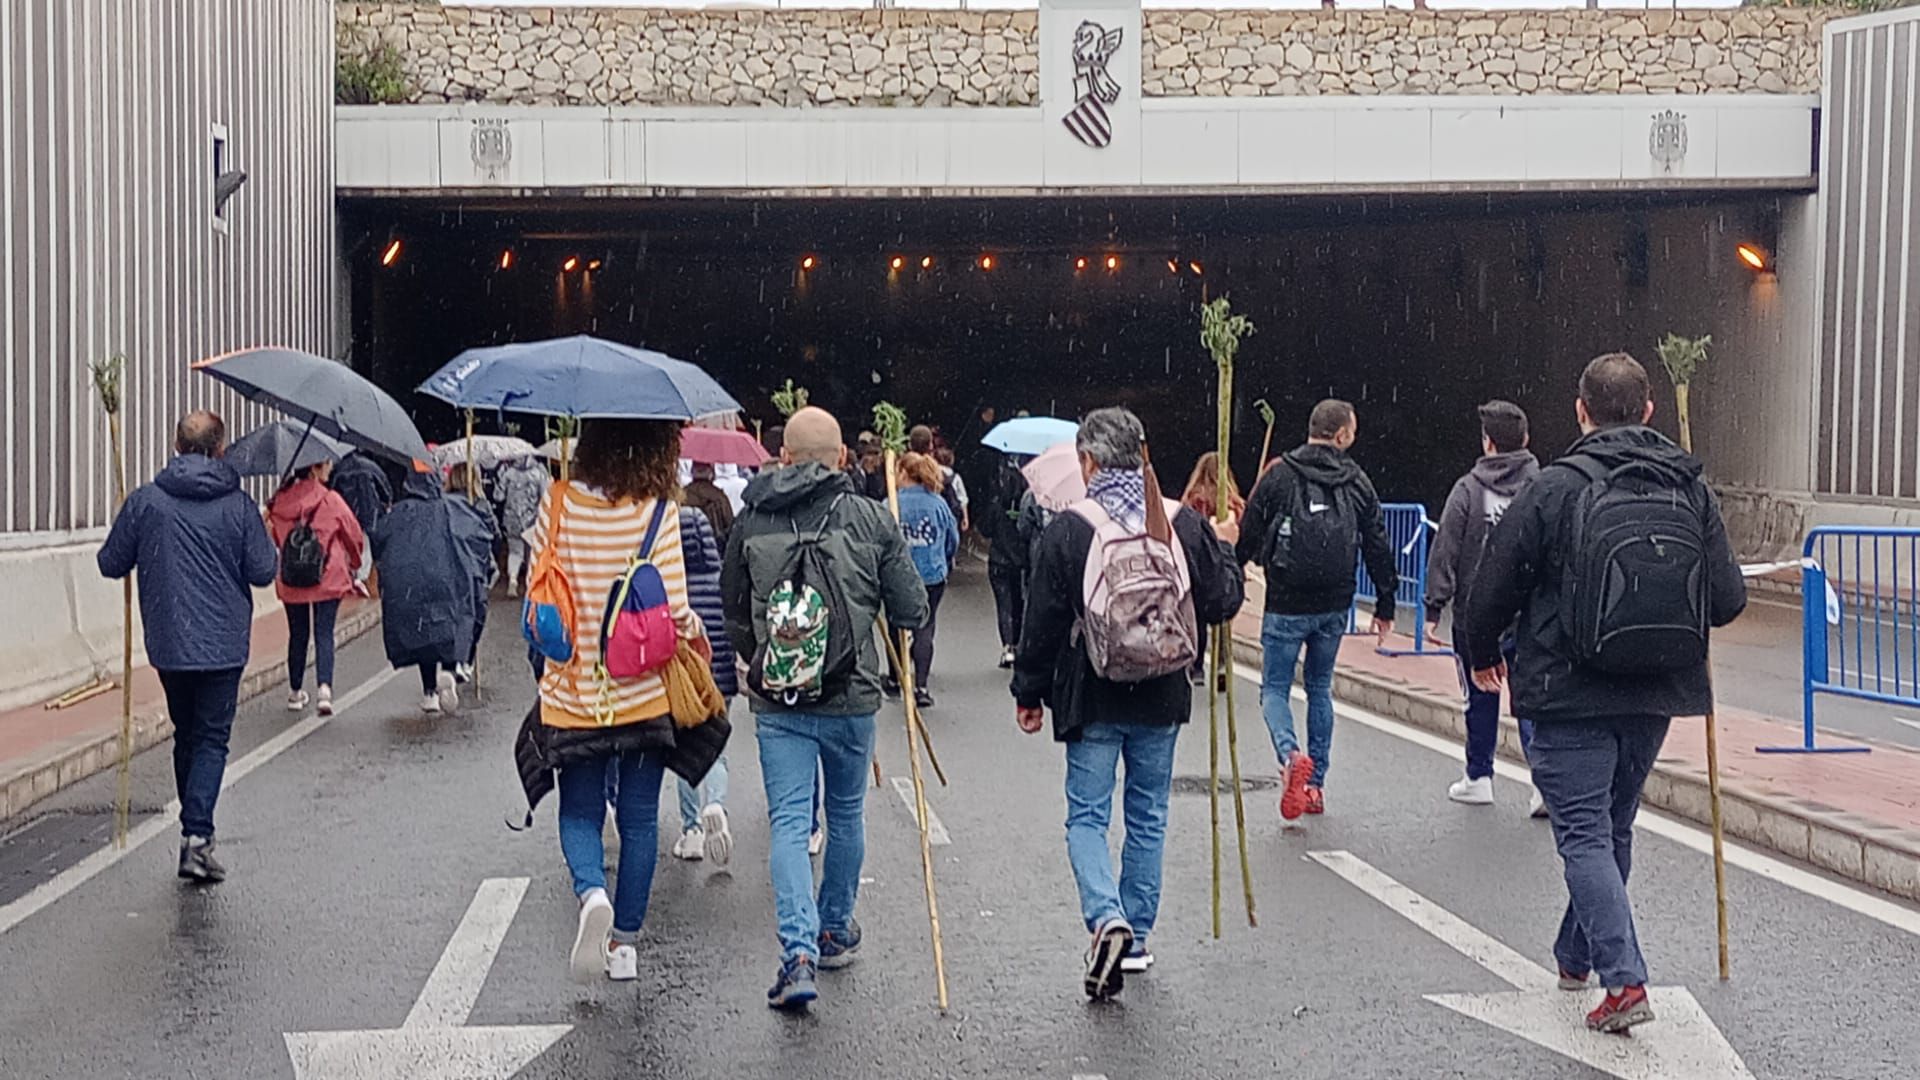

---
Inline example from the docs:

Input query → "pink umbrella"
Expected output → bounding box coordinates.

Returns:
[1021,441,1085,512]
[680,426,770,467]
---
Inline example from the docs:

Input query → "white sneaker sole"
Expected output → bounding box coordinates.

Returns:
[1084,921,1133,1000]
[701,806,732,867]
[570,895,615,984]
[1448,788,1495,806]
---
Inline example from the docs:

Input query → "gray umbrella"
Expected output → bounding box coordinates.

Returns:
[195,347,429,465]
[224,419,352,478]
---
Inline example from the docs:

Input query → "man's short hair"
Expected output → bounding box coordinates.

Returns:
[175,411,226,457]
[908,424,935,454]
[1478,400,1529,453]
[1308,399,1356,440]
[1579,353,1652,427]
[1077,407,1145,471]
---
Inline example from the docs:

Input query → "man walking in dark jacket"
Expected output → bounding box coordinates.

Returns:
[983,453,1031,668]
[723,406,929,1011]
[1013,407,1244,1000]
[96,411,278,883]
[1465,354,1745,1035]
[1235,399,1397,822]
[1424,400,1540,810]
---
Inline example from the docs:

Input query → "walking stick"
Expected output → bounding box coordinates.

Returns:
[879,622,948,786]
[464,410,483,700]
[90,356,133,849]
[1219,630,1257,927]
[1255,398,1276,473]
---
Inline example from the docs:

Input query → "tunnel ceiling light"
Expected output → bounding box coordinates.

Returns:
[588,259,603,271]
[801,254,817,271]
[562,256,580,273]
[380,239,402,267]
[977,254,995,271]
[1166,258,1179,275]
[1105,254,1120,271]
[1189,260,1204,276]
[1074,256,1088,271]
[499,249,513,270]
[1736,242,1770,272]
[920,256,933,270]
[890,255,905,271]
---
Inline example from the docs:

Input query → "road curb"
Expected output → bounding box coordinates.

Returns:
[1229,633,1920,905]
[0,606,383,825]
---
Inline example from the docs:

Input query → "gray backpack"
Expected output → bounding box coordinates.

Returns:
[1069,496,1198,683]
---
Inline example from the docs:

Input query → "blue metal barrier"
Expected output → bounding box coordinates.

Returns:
[1350,502,1451,657]
[1761,526,1920,754]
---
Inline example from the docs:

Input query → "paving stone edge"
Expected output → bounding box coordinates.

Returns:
[0,607,383,825]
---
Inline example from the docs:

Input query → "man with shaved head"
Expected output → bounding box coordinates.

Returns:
[724,404,929,1010]
[98,410,278,884]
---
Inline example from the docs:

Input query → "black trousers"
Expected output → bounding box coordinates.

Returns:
[989,560,1026,649]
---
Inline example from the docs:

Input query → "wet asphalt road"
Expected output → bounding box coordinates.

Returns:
[3,562,1919,1080]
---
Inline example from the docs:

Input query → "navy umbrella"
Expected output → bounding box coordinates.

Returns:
[195,347,429,465]
[418,335,741,420]
[223,419,352,478]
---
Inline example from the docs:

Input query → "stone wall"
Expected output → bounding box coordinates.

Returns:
[339,3,1827,107]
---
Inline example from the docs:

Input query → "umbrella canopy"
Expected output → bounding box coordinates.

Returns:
[431,435,540,472]
[1022,440,1086,512]
[982,416,1079,456]
[223,419,352,479]
[680,426,770,468]
[419,335,741,421]
[195,347,430,466]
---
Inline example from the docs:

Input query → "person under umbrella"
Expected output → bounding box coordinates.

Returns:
[493,454,549,598]
[683,462,735,548]
[331,452,393,585]
[371,471,480,715]
[444,464,499,685]
[266,460,365,718]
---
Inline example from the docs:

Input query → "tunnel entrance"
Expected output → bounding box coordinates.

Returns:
[345,191,1788,512]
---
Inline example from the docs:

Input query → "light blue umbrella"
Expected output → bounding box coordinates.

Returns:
[418,334,740,421]
[981,416,1079,456]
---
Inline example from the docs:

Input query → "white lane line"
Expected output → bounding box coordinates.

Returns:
[1232,662,1920,939]
[403,877,530,1030]
[890,776,951,846]
[1307,850,1552,990]
[0,665,404,938]
[1892,716,1920,735]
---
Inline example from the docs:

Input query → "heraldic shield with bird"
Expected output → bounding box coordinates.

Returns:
[1064,21,1124,148]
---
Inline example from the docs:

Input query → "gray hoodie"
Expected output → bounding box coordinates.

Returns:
[1424,448,1540,625]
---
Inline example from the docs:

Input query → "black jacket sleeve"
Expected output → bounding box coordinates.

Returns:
[1463,471,1549,670]
[1176,507,1246,627]
[1700,485,1748,628]
[721,512,758,655]
[1356,477,1398,622]
[1424,476,1473,622]
[1012,514,1078,709]
[1235,465,1286,567]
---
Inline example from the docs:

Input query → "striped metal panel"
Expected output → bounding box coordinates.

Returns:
[1817,10,1920,500]
[0,0,335,537]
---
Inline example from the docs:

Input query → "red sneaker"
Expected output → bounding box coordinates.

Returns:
[1585,985,1654,1034]
[1304,786,1325,815]
[1279,752,1313,820]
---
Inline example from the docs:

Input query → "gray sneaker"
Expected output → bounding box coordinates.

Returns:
[177,837,226,883]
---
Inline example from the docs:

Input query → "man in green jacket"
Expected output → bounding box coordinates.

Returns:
[723,406,929,1011]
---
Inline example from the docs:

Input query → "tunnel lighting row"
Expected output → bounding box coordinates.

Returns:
[794,253,1194,275]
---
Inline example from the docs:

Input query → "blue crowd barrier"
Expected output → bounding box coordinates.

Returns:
[1349,502,1451,658]
[1763,526,1920,754]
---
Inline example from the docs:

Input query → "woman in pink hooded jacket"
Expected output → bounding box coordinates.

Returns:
[267,460,365,716]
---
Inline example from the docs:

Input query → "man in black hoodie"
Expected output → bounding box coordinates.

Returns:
[1236,399,1397,822]
[1424,400,1540,810]
[1465,354,1745,1035]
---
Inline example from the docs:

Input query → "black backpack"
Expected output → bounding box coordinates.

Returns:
[279,512,327,589]
[1556,454,1709,674]
[745,495,860,708]
[1267,461,1361,595]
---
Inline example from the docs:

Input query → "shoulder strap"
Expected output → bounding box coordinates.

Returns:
[638,497,671,560]
[814,493,848,542]
[544,482,571,551]
[1555,453,1608,484]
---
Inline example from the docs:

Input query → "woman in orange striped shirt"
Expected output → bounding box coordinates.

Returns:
[528,419,695,985]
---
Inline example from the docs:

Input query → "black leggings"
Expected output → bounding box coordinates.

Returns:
[989,561,1025,649]
[910,581,946,688]
[286,599,340,692]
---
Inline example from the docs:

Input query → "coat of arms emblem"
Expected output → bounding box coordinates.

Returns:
[1649,110,1688,175]
[1063,21,1124,149]
[471,118,512,179]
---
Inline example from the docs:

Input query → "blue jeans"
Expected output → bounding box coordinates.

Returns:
[1064,722,1180,940]
[558,750,665,936]
[1526,717,1670,988]
[1455,631,1534,779]
[1259,610,1347,787]
[677,752,729,832]
[757,711,876,962]
[157,668,243,840]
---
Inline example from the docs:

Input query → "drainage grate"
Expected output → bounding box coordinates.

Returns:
[1171,774,1279,797]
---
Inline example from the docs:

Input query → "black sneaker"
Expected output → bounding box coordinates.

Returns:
[1083,916,1133,1001]
[177,837,226,884]
[767,955,819,1010]
[913,687,934,709]
[818,919,863,970]
[882,678,902,699]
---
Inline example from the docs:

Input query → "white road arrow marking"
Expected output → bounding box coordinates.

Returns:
[284,877,570,1080]
[1309,850,1755,1080]
[891,776,950,846]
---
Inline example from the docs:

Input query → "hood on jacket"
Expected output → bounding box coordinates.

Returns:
[742,462,855,513]
[1468,448,1541,496]
[154,454,242,502]
[399,471,445,502]
[1564,425,1701,487]
[1283,442,1365,488]
[268,476,331,522]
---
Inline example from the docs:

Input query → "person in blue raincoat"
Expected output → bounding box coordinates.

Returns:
[445,465,500,686]
[371,471,484,715]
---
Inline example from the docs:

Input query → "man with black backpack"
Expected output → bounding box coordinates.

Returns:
[1236,399,1398,823]
[1464,353,1745,1035]
[723,406,929,1012]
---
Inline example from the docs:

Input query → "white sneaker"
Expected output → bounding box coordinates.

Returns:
[286,690,309,712]
[605,941,638,982]
[436,670,459,713]
[571,888,614,983]
[316,685,334,717]
[420,693,442,715]
[701,804,733,867]
[808,829,825,857]
[454,663,474,686]
[1447,775,1494,805]
[1120,947,1155,974]
[1529,787,1550,819]
[671,828,706,861]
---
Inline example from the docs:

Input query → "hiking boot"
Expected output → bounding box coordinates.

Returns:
[1304,786,1325,815]
[316,685,334,717]
[1447,775,1494,805]
[1279,752,1313,820]
[177,837,226,884]
[767,955,819,1010]
[671,828,706,861]
[1083,916,1134,1001]
[286,690,309,712]
[1120,942,1155,974]
[913,686,934,710]
[818,919,862,971]
[998,648,1016,669]
[700,804,733,867]
[1558,967,1592,991]
[570,888,615,984]
[605,941,639,982]
[1586,985,1655,1034]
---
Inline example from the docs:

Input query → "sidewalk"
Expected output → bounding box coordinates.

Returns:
[1229,588,1920,904]
[0,600,381,823]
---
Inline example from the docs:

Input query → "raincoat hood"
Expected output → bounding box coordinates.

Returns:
[1564,425,1702,487]
[399,471,445,502]
[1468,448,1542,497]
[741,462,855,513]
[1283,442,1366,488]
[154,454,242,501]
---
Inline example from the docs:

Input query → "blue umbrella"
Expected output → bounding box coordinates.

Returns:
[418,335,740,421]
[981,416,1079,456]
[224,419,352,478]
